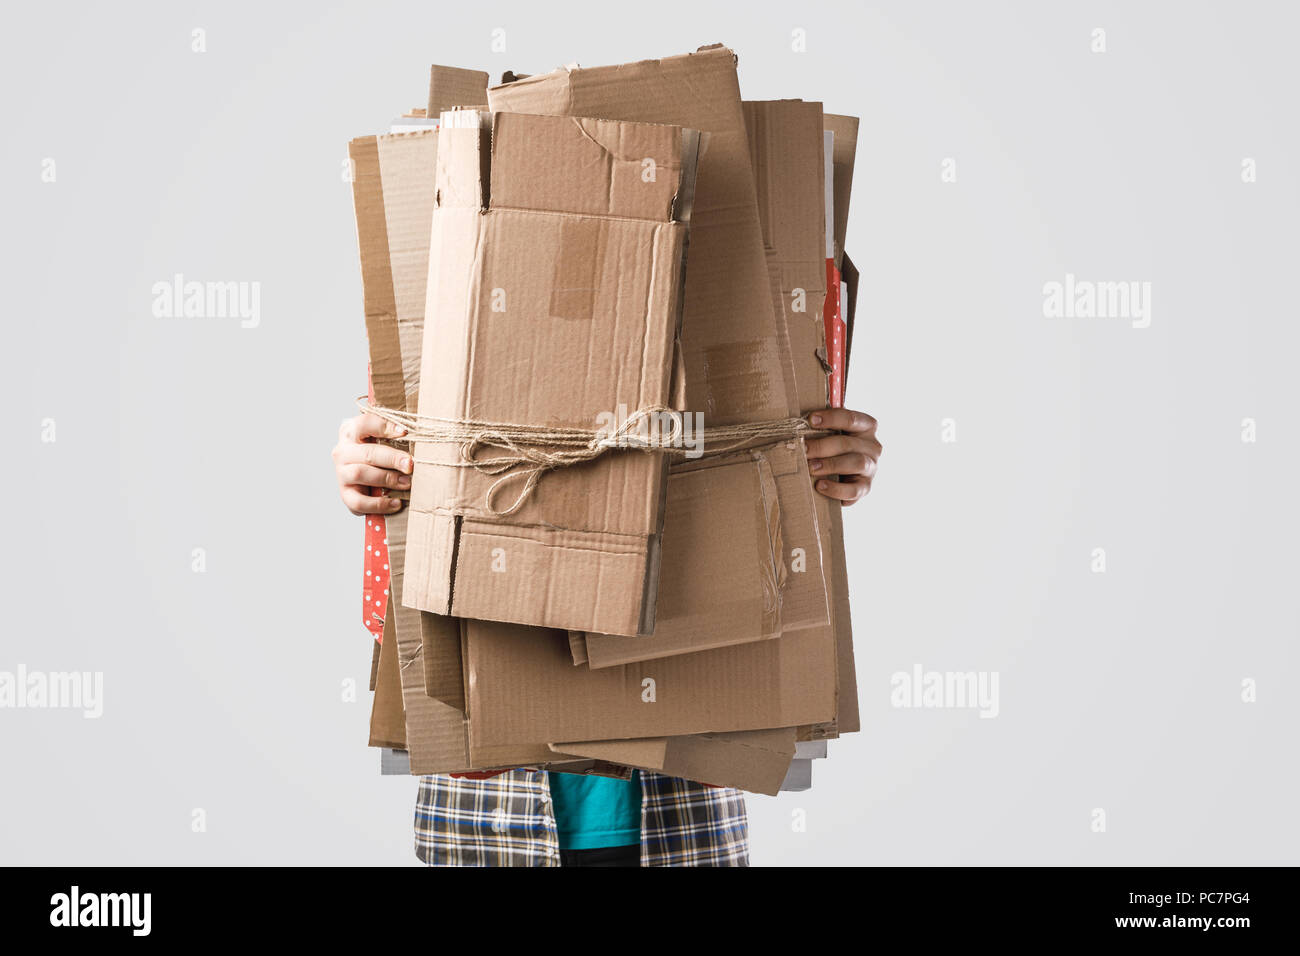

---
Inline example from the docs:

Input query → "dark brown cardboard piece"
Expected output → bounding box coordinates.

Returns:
[551,728,797,796]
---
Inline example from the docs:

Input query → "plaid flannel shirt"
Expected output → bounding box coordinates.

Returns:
[415,769,749,866]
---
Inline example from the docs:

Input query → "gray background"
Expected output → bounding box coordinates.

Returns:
[2,0,1295,865]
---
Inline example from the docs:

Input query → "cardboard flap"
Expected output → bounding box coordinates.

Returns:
[489,112,695,222]
[348,135,404,412]
[428,64,491,116]
[553,728,798,795]
[583,450,785,668]
[486,44,802,425]
[368,605,406,750]
[823,113,858,271]
[465,619,836,745]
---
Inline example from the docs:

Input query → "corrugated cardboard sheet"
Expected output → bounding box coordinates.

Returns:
[403,110,701,639]
[351,50,863,790]
[489,46,832,673]
[553,727,797,796]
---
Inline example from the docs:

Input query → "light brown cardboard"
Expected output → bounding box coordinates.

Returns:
[741,100,857,742]
[367,605,406,750]
[427,64,491,117]
[824,113,859,272]
[551,727,798,796]
[581,439,831,667]
[489,47,831,667]
[403,110,701,639]
[350,128,445,751]
[744,103,863,740]
[745,100,830,412]
[464,618,836,746]
[487,46,802,426]
[387,523,590,773]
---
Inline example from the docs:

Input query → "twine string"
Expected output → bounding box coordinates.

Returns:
[357,398,822,515]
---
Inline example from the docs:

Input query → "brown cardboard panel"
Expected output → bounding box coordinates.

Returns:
[389,511,586,772]
[583,440,830,667]
[368,606,406,750]
[744,100,830,414]
[348,134,405,412]
[487,51,829,666]
[368,637,380,693]
[553,728,798,795]
[349,126,453,707]
[823,113,859,272]
[742,102,861,741]
[584,451,780,668]
[420,607,463,706]
[427,64,491,116]
[403,111,698,638]
[374,132,440,411]
[486,46,802,425]
[823,501,859,735]
[465,618,836,746]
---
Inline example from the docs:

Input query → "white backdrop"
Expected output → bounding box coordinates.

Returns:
[2,0,1296,865]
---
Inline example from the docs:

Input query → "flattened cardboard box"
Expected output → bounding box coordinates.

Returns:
[489,46,800,426]
[465,618,836,746]
[427,64,490,118]
[350,127,444,750]
[745,100,862,739]
[368,607,405,750]
[403,110,702,639]
[347,111,541,765]
[490,46,831,664]
[579,438,828,668]
[745,99,852,740]
[575,97,853,672]
[391,535,588,774]
[552,727,797,796]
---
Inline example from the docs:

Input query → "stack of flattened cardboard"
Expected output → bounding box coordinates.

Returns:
[349,46,860,797]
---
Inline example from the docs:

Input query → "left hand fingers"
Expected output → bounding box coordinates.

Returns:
[809,451,877,481]
[807,407,876,435]
[804,433,882,462]
[813,475,871,504]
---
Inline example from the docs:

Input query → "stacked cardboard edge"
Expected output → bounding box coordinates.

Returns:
[351,46,860,796]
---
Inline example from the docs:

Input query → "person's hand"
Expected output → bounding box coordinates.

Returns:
[804,407,881,505]
[332,412,413,515]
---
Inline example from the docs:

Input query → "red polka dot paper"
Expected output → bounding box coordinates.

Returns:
[362,365,391,643]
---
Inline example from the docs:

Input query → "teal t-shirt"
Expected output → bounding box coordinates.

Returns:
[548,770,642,850]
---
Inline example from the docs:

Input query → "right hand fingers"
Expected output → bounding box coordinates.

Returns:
[334,440,412,474]
[340,486,405,516]
[340,412,408,443]
[339,463,412,490]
